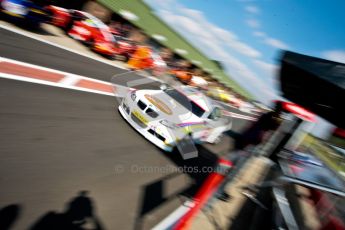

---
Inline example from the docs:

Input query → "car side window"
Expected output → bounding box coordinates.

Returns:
[73,12,87,22]
[208,107,221,120]
[83,19,95,27]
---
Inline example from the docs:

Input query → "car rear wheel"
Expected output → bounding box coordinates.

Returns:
[114,54,127,62]
[86,37,94,47]
[64,18,74,33]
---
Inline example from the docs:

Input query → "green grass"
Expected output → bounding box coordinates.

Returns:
[302,135,345,174]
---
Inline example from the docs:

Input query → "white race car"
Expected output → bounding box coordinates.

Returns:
[118,85,231,152]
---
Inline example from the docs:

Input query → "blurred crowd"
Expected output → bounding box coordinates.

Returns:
[107,21,249,110]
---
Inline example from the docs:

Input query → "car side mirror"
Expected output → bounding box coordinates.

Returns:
[160,84,168,91]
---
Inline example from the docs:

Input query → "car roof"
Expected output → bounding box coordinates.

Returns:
[178,86,213,112]
[73,10,114,42]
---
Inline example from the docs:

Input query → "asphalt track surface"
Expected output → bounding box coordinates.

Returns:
[0,27,125,80]
[0,26,249,229]
[0,27,159,89]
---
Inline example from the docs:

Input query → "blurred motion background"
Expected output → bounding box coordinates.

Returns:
[17,0,344,138]
[1,0,345,229]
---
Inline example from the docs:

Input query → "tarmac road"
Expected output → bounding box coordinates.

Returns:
[0,27,160,88]
[0,78,198,229]
[0,27,124,81]
[0,26,250,229]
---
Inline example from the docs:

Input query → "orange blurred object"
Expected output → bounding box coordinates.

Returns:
[127,45,153,70]
[171,70,192,84]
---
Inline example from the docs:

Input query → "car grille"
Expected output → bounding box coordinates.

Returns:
[137,100,147,111]
[146,108,158,118]
[131,113,147,128]
[148,129,166,142]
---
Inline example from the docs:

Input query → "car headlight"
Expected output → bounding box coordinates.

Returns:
[3,2,28,15]
[159,119,178,130]
[130,91,136,101]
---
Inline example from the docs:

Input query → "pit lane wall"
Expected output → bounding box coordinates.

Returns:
[152,156,272,230]
[186,156,272,230]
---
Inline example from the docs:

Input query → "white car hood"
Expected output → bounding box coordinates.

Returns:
[136,89,204,125]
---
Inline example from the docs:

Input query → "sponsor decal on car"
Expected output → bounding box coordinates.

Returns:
[30,8,45,14]
[144,94,172,115]
[132,110,148,125]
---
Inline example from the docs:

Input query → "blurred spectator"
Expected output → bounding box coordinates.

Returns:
[233,101,283,150]
[121,23,132,38]
[108,21,122,36]
[108,21,132,38]
[190,76,208,89]
[189,69,208,90]
[170,60,193,84]
[159,47,173,67]
[127,33,153,70]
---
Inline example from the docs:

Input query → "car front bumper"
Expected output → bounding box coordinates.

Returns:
[118,100,174,152]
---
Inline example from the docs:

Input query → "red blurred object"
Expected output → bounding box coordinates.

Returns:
[47,6,137,59]
[127,46,166,72]
[275,101,316,122]
[173,158,233,230]
[309,190,345,230]
[109,27,121,36]
[67,12,116,58]
[333,127,345,138]
[113,37,136,61]
[45,5,72,29]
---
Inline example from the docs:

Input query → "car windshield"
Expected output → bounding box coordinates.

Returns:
[83,15,115,43]
[164,88,205,117]
[208,107,222,120]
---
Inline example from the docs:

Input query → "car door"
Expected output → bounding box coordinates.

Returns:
[197,107,227,143]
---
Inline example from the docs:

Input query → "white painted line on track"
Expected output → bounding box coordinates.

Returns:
[152,201,194,230]
[0,24,164,84]
[0,56,112,85]
[0,72,114,97]
[0,57,256,123]
[0,25,259,229]
[58,74,81,85]
[0,57,256,229]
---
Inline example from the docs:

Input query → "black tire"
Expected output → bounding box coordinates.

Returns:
[123,54,129,62]
[44,8,54,24]
[114,54,127,62]
[86,37,94,48]
[64,19,74,33]
[108,54,117,61]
